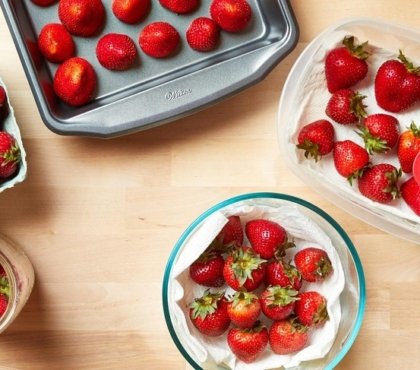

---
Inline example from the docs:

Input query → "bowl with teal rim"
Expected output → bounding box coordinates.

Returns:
[162,192,366,370]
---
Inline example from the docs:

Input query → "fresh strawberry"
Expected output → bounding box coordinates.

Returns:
[294,247,333,283]
[189,249,225,287]
[333,140,370,183]
[325,36,369,93]
[0,131,20,179]
[397,122,420,173]
[0,265,5,277]
[375,51,420,112]
[214,215,244,251]
[227,291,261,328]
[189,290,230,337]
[358,163,401,204]
[210,0,252,33]
[356,114,400,154]
[112,0,151,24]
[223,246,266,291]
[0,86,9,124]
[245,219,294,259]
[96,33,137,71]
[296,119,335,161]
[401,177,420,216]
[58,0,105,37]
[269,317,308,355]
[295,291,329,327]
[53,57,97,107]
[264,259,302,291]
[325,89,367,124]
[0,294,8,318]
[30,0,57,6]
[227,322,269,364]
[139,22,180,58]
[37,23,75,64]
[160,0,199,14]
[186,17,220,52]
[260,286,298,321]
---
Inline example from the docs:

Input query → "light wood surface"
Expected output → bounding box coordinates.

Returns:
[1,1,420,369]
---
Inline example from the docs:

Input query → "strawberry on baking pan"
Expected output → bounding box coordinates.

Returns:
[397,122,420,173]
[260,285,298,321]
[0,131,20,180]
[0,87,9,125]
[189,290,230,337]
[189,248,225,287]
[375,50,420,113]
[96,33,137,71]
[333,140,370,184]
[210,0,252,33]
[401,176,420,216]
[58,0,105,37]
[30,0,57,6]
[112,0,151,24]
[294,247,333,283]
[186,17,220,52]
[227,291,261,328]
[356,114,400,154]
[53,57,97,107]
[37,23,75,64]
[325,89,367,124]
[139,22,180,58]
[296,119,335,162]
[295,291,329,327]
[227,321,269,364]
[325,35,369,93]
[159,0,200,14]
[268,317,308,355]
[358,163,401,204]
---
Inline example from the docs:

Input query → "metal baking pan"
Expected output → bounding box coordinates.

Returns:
[1,0,298,138]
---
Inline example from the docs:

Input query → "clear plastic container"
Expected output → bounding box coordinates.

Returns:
[278,18,420,245]
[0,234,34,333]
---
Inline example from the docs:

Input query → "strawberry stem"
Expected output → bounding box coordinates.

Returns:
[398,50,420,74]
[342,36,369,60]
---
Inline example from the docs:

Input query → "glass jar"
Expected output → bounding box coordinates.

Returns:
[0,234,34,333]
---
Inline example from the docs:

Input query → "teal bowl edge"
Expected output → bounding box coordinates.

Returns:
[162,192,366,370]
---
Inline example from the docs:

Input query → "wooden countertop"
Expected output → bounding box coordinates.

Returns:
[0,1,419,369]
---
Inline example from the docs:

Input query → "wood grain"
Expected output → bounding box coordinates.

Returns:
[0,1,420,369]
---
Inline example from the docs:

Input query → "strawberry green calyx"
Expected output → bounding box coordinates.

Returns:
[296,139,322,162]
[231,248,266,286]
[398,50,420,74]
[350,92,368,120]
[342,36,369,60]
[266,286,298,307]
[315,256,333,279]
[243,320,266,334]
[0,276,10,297]
[190,290,225,320]
[356,125,389,154]
[347,166,368,186]
[289,316,308,333]
[229,290,258,308]
[384,168,402,200]
[408,121,420,137]
[196,247,219,264]
[1,141,20,167]
[312,301,329,326]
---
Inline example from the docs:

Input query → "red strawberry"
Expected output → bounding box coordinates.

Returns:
[53,57,97,107]
[37,23,75,64]
[160,0,199,14]
[139,22,180,58]
[189,249,225,287]
[260,286,298,321]
[58,0,105,37]
[401,177,420,216]
[223,246,266,291]
[375,51,420,112]
[0,132,20,179]
[0,86,9,124]
[356,114,400,154]
[325,89,367,124]
[96,33,137,71]
[296,119,335,161]
[112,0,151,24]
[227,322,269,364]
[269,317,308,355]
[210,0,252,33]
[0,294,8,318]
[333,140,369,183]
[294,247,333,283]
[295,291,329,327]
[264,259,302,291]
[397,122,420,173]
[227,291,261,328]
[358,163,401,204]
[325,36,369,93]
[189,290,230,336]
[30,0,57,6]
[0,265,5,276]
[214,215,244,251]
[186,17,220,52]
